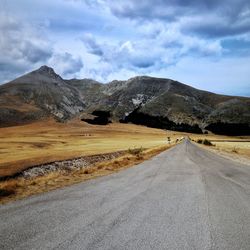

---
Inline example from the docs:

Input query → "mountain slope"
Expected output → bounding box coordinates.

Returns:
[0,66,85,126]
[74,76,249,134]
[0,66,249,135]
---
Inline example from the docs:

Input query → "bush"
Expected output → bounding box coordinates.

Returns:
[128,147,144,156]
[203,139,213,146]
[232,147,238,153]
[0,188,15,197]
[196,139,213,146]
[83,169,89,174]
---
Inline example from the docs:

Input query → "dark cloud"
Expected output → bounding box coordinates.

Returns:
[0,16,54,82]
[104,0,250,38]
[0,60,29,83]
[22,41,53,63]
[183,20,250,38]
[0,15,83,82]
[49,52,84,77]
[82,34,104,56]
[82,36,161,71]
[132,60,155,68]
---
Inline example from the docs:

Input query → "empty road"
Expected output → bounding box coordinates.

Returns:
[0,140,250,250]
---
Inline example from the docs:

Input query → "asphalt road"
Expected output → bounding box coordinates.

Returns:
[0,140,250,250]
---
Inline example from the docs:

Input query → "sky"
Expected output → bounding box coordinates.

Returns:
[0,0,250,96]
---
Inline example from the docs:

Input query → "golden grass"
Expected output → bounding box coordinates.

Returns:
[190,134,250,158]
[211,141,250,157]
[0,118,184,177]
[0,144,172,204]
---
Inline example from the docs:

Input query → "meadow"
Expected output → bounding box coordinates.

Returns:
[0,119,183,177]
[1,118,249,178]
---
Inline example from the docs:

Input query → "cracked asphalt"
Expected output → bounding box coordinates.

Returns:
[0,139,250,250]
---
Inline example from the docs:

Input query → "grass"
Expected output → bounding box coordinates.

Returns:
[214,141,250,157]
[0,144,172,204]
[0,119,187,177]
[191,134,250,158]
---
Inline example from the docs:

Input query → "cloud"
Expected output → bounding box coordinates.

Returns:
[164,56,250,97]
[48,52,84,78]
[1,0,249,96]
[89,0,250,39]
[82,34,104,56]
[81,28,223,81]
[82,35,166,74]
[181,13,250,38]
[0,14,54,82]
[0,13,82,82]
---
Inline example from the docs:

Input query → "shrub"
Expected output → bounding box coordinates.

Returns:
[196,139,213,146]
[128,147,144,156]
[83,169,89,174]
[203,139,213,146]
[232,147,238,153]
[0,188,15,197]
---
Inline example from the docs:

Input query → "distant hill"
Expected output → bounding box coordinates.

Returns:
[0,65,249,135]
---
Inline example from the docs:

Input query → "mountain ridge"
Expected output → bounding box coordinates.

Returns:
[0,65,249,135]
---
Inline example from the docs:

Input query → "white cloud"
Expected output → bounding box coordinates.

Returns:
[48,52,84,78]
[0,15,53,82]
[0,0,249,96]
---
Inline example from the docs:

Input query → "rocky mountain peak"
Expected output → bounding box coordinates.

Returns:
[37,65,55,73]
[36,65,62,80]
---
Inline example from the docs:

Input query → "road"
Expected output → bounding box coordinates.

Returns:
[0,140,250,250]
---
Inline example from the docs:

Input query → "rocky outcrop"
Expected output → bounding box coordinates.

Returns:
[17,151,125,179]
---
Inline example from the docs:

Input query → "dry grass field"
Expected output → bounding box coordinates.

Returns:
[1,119,249,178]
[190,134,250,159]
[0,119,249,204]
[0,145,172,204]
[0,119,184,177]
[212,141,250,156]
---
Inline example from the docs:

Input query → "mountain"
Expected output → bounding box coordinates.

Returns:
[0,66,84,126]
[0,66,249,135]
[76,76,250,134]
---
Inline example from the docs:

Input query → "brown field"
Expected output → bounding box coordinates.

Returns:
[1,119,249,178]
[0,119,185,177]
[0,144,172,204]
[190,134,250,159]
[212,141,250,156]
[0,119,249,204]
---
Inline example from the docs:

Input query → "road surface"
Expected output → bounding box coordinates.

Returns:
[0,140,250,249]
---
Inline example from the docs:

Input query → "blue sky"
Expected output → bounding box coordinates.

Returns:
[0,0,250,96]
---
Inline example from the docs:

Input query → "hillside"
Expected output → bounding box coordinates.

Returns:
[0,66,249,135]
[0,66,85,126]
